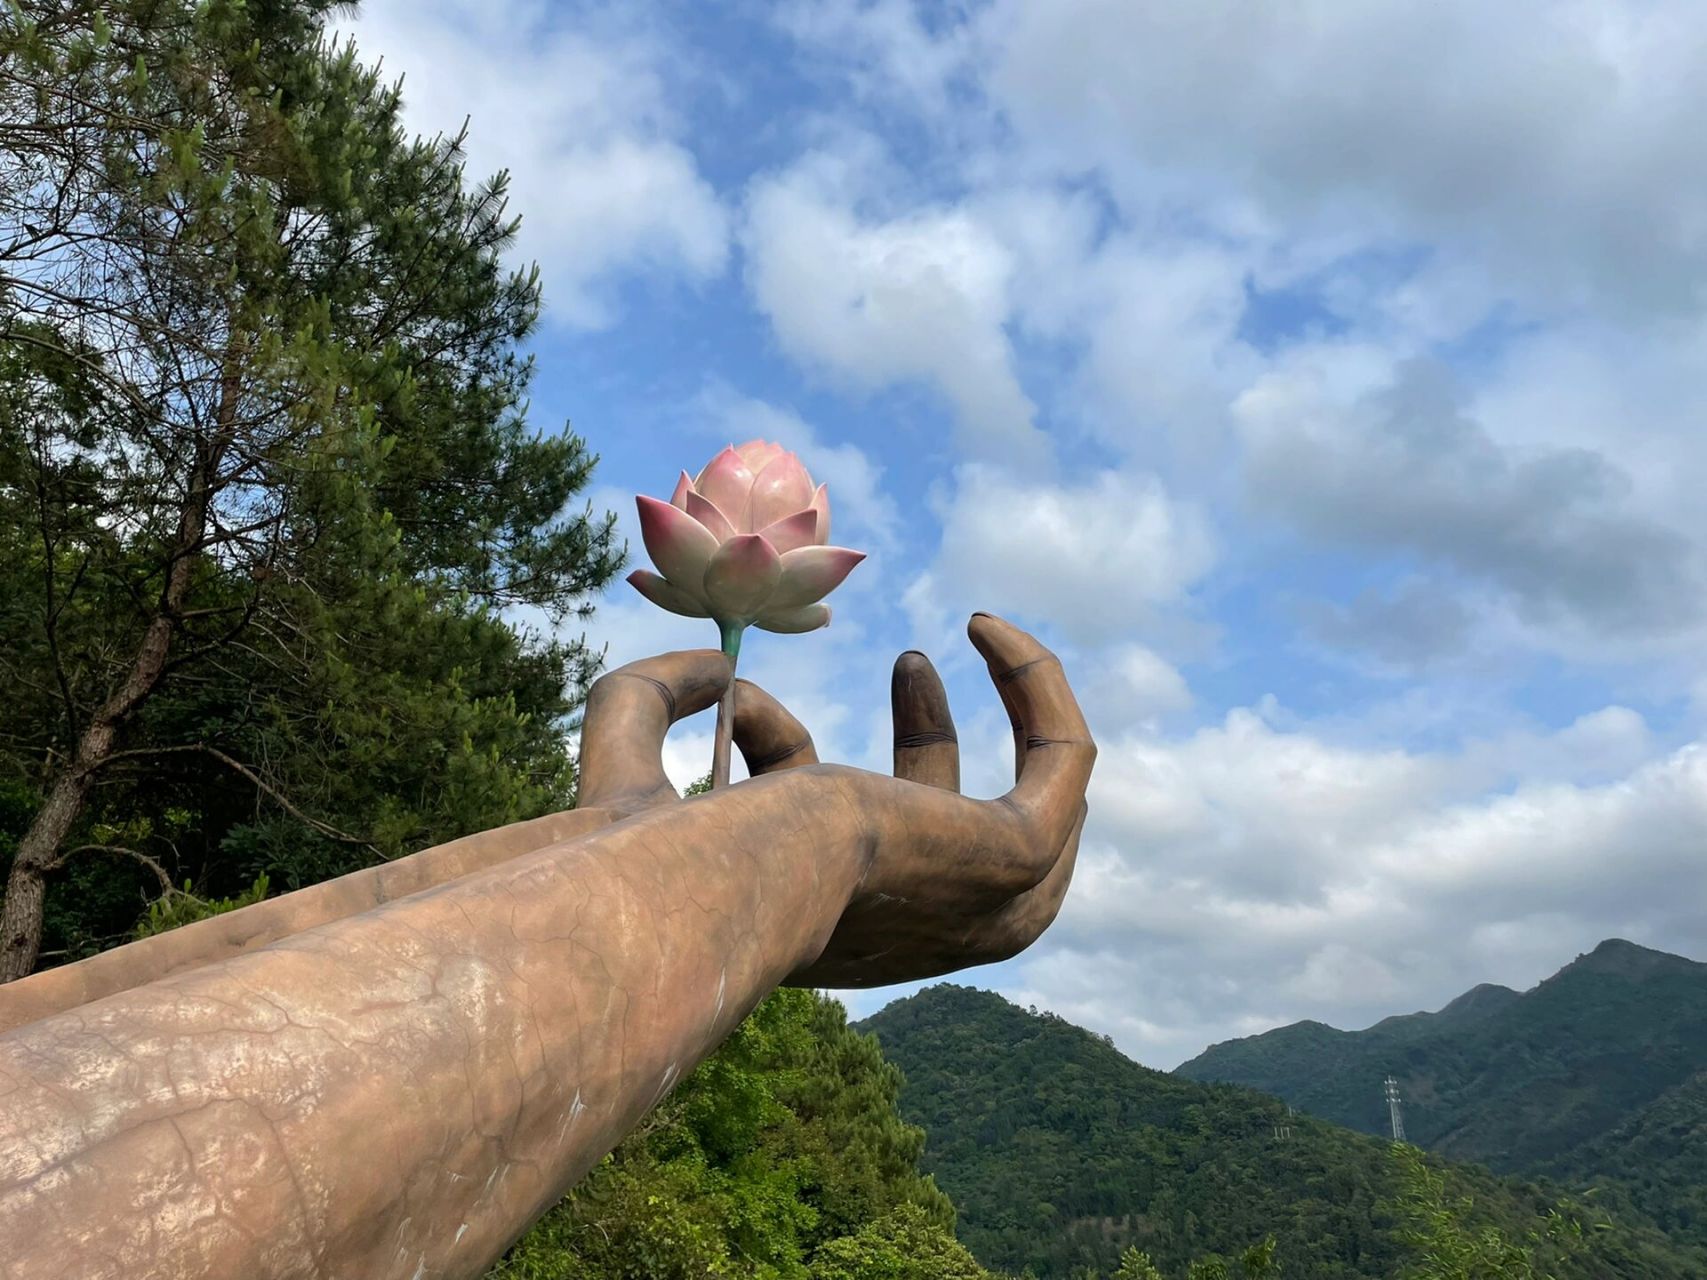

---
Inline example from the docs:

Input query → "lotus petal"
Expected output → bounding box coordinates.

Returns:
[770,545,866,611]
[695,445,756,522]
[808,482,831,544]
[735,438,787,472]
[685,490,736,543]
[748,452,816,532]
[637,494,720,590]
[627,568,710,618]
[756,508,818,555]
[702,533,783,621]
[669,469,693,511]
[754,603,831,634]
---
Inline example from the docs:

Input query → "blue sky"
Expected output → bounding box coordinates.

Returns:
[347,0,1707,1067]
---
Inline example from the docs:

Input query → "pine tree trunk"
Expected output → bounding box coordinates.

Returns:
[0,758,103,982]
[0,366,235,983]
[0,614,186,982]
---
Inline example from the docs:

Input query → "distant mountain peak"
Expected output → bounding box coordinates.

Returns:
[1562,937,1702,980]
[1592,936,1658,957]
[1437,981,1521,1021]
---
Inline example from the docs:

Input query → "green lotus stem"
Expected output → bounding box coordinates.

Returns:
[711,620,744,789]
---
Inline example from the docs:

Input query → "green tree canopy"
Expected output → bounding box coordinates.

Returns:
[1112,1246,1166,1280]
[0,0,620,973]
[809,1203,993,1280]
[488,991,988,1280]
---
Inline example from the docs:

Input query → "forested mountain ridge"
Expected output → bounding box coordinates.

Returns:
[1177,938,1707,1253]
[860,983,1702,1279]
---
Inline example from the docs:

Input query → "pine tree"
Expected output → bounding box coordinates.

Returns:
[0,0,619,975]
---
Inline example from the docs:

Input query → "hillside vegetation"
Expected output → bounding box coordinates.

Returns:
[1178,938,1707,1251]
[862,983,1703,1279]
[487,989,998,1280]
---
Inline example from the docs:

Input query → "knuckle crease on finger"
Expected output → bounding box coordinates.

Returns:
[894,731,957,748]
[609,672,678,719]
[749,740,809,770]
[994,656,1058,682]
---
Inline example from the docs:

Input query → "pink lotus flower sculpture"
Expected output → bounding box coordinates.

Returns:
[628,440,865,649]
[628,440,866,788]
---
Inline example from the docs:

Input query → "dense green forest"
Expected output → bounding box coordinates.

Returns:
[1549,1066,1707,1246]
[861,984,1705,1279]
[1178,938,1707,1252]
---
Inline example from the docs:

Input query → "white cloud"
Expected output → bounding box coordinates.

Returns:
[1286,944,1404,1007]
[908,465,1214,646]
[1066,240,1258,458]
[1473,320,1707,533]
[774,0,974,121]
[1085,708,1449,901]
[985,0,1707,322]
[1235,356,1707,643]
[1015,704,1707,1067]
[1078,643,1193,730]
[742,157,1046,463]
[976,211,1261,459]
[1460,706,1658,790]
[345,0,727,328]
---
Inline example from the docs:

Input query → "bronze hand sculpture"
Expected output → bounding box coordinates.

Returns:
[0,614,1093,1280]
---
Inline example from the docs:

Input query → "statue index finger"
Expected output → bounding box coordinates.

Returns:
[577,650,732,813]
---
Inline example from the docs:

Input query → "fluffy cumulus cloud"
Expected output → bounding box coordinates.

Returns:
[743,158,1047,464]
[344,0,727,327]
[984,0,1707,320]
[907,466,1214,647]
[775,0,975,121]
[1236,357,1707,645]
[1061,239,1259,456]
[1078,643,1194,730]
[1039,708,1707,1067]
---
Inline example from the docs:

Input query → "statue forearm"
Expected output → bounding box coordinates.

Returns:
[0,771,867,1280]
[0,809,616,1038]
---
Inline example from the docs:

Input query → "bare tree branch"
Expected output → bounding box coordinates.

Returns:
[47,844,175,895]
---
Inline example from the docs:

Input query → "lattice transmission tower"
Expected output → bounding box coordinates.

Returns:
[1383,1076,1406,1142]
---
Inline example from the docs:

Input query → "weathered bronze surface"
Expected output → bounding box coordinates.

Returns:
[0,614,1093,1279]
